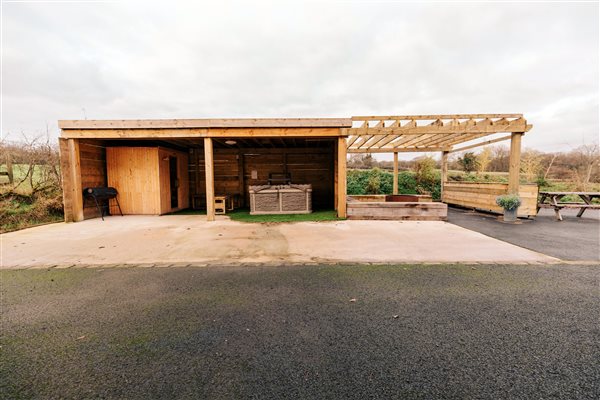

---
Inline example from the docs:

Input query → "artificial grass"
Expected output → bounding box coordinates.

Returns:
[169,208,341,222]
[228,209,341,223]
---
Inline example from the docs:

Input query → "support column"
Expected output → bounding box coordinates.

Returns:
[508,132,523,195]
[333,140,338,210]
[440,151,449,201]
[68,138,84,222]
[337,137,347,218]
[204,137,215,221]
[393,152,399,195]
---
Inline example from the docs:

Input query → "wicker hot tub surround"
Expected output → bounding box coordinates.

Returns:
[249,184,312,215]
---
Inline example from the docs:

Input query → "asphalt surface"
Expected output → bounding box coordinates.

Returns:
[2,264,599,399]
[447,207,600,261]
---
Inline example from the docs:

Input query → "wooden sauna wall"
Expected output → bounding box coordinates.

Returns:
[190,147,334,210]
[158,147,189,214]
[79,139,108,219]
[106,147,161,215]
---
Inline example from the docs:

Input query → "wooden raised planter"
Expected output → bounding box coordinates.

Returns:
[347,195,446,221]
[442,182,538,217]
[347,202,447,221]
[348,194,432,203]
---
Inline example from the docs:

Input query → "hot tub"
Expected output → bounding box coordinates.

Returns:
[249,184,312,215]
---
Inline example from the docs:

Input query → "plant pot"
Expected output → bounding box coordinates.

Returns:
[503,208,518,222]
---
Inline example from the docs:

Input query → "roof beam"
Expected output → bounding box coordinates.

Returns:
[59,118,352,130]
[61,127,344,139]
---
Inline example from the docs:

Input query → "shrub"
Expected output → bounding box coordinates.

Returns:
[347,168,441,200]
[496,194,521,211]
[414,157,437,187]
[365,174,381,194]
[457,152,480,173]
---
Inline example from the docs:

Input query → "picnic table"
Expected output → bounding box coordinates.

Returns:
[537,192,600,221]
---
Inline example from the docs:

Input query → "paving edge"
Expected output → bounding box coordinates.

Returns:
[2,260,599,270]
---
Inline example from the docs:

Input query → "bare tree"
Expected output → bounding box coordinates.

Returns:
[520,149,544,182]
[569,144,600,191]
[477,147,492,174]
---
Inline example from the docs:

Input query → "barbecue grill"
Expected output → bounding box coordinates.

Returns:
[82,187,123,221]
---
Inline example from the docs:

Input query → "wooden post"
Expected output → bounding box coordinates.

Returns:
[58,138,73,222]
[333,140,338,210]
[68,138,84,222]
[508,132,523,195]
[337,137,347,218]
[204,137,215,221]
[237,150,245,208]
[6,152,14,184]
[440,151,449,200]
[392,152,399,195]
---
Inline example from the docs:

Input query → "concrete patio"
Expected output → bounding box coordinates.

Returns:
[2,216,557,268]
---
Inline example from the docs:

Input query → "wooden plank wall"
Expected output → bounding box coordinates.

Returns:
[79,139,107,219]
[442,182,539,217]
[106,147,161,215]
[190,147,334,210]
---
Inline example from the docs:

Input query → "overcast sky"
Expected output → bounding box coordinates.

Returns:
[2,0,598,154]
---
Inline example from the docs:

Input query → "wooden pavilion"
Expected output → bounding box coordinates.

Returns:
[58,114,533,222]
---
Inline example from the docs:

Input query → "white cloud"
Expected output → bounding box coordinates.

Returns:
[2,0,598,151]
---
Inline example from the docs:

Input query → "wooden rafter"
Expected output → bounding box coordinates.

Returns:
[347,114,531,153]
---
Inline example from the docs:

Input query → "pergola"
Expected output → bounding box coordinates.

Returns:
[344,114,532,196]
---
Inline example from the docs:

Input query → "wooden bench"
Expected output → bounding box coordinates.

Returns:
[537,192,600,221]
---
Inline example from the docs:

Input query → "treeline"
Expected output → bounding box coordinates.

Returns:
[348,144,600,190]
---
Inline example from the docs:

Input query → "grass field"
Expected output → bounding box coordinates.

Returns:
[1,164,63,233]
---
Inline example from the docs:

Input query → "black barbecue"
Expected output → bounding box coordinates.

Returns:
[82,187,123,221]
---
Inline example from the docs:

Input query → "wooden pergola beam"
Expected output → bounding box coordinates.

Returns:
[349,147,448,153]
[345,120,531,137]
[448,134,513,154]
[351,114,523,121]
[393,152,399,195]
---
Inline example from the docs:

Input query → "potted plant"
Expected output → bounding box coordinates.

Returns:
[496,194,521,222]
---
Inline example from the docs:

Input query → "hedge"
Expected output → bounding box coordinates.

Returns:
[347,168,441,200]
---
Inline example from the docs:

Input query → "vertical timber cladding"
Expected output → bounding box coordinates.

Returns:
[79,139,108,219]
[106,146,189,215]
[190,146,335,210]
[106,147,161,215]
[58,138,74,222]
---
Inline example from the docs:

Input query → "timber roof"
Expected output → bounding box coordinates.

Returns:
[59,114,532,152]
[58,118,352,129]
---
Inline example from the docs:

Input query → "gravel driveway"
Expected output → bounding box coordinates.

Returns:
[2,264,599,399]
